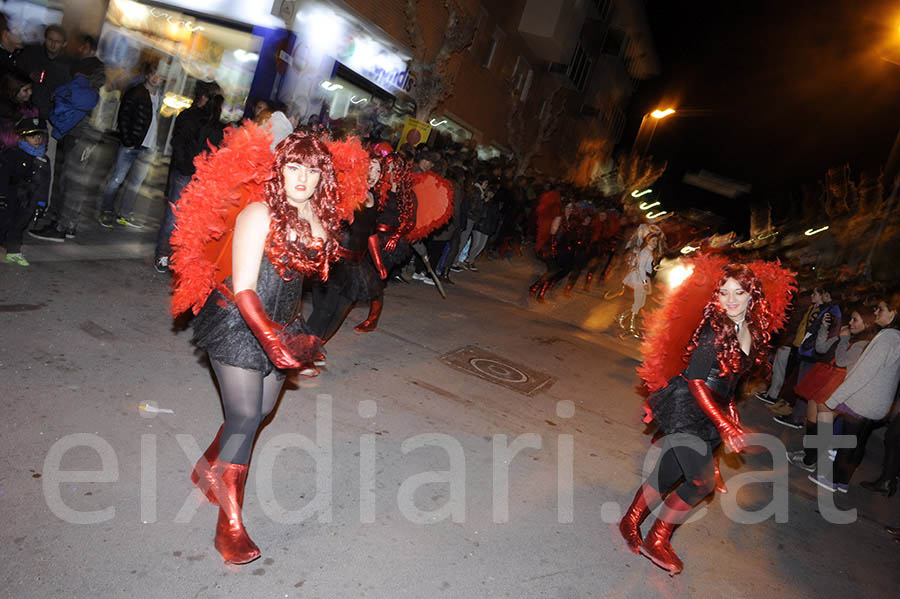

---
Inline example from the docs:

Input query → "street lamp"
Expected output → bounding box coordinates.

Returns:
[634,107,676,155]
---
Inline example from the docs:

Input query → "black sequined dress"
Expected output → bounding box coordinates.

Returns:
[648,323,752,442]
[327,203,382,302]
[192,257,311,376]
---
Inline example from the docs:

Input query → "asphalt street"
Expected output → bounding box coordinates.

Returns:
[2,230,899,598]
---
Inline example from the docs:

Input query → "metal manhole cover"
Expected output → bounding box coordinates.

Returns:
[440,346,555,396]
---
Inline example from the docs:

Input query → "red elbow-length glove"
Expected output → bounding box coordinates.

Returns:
[686,379,747,453]
[368,234,387,279]
[235,289,302,370]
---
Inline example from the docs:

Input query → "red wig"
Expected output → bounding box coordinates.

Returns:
[376,153,416,234]
[686,263,773,376]
[264,133,341,281]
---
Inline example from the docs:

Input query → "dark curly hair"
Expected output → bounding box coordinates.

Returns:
[686,263,774,376]
[263,132,341,281]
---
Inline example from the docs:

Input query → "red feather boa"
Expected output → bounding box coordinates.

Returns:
[637,254,796,392]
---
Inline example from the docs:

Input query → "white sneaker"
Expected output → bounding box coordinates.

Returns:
[411,272,427,282]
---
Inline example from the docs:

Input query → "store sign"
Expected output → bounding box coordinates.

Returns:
[296,7,411,94]
[342,40,411,94]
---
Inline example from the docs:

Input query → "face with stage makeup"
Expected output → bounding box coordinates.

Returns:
[281,162,321,206]
[718,277,751,322]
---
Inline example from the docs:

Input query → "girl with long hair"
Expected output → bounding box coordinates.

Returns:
[620,261,792,575]
[786,301,878,472]
[0,70,36,148]
[811,290,900,493]
[178,131,343,565]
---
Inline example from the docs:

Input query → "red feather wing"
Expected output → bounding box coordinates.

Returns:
[326,136,369,224]
[748,259,797,335]
[636,254,730,392]
[169,122,274,316]
[407,172,455,242]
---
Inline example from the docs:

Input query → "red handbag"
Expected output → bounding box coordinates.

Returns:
[794,361,847,404]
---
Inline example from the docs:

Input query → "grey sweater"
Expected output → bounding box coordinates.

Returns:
[814,324,869,368]
[826,328,900,419]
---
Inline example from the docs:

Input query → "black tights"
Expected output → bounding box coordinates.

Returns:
[211,359,285,464]
[647,435,719,506]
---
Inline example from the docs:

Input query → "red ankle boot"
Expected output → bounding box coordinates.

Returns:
[619,482,662,554]
[639,493,693,575]
[354,300,384,332]
[212,462,260,565]
[191,425,224,505]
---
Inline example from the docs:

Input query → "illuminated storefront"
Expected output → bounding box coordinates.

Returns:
[95,0,265,153]
[282,2,415,139]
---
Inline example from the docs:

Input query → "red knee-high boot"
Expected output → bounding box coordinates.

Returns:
[639,493,694,575]
[619,482,663,554]
[191,425,224,505]
[212,461,260,565]
[354,300,384,332]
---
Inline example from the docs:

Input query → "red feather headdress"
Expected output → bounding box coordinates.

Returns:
[636,254,796,392]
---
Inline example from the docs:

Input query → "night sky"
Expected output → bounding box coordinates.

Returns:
[626,0,900,232]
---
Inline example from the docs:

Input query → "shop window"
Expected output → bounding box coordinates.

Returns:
[98,0,262,153]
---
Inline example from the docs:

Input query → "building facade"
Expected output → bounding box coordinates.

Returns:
[34,0,657,180]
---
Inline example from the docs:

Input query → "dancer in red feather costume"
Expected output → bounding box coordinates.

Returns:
[619,256,795,575]
[170,128,358,565]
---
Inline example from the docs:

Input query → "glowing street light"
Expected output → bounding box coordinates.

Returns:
[804,226,829,236]
[639,200,660,210]
[635,107,677,155]
[631,188,653,198]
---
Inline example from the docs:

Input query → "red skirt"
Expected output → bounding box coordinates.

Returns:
[794,362,846,404]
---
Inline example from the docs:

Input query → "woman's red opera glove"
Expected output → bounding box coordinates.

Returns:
[368,234,387,279]
[686,378,747,453]
[384,234,401,253]
[234,289,301,370]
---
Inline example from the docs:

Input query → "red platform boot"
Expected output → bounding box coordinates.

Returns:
[211,462,260,565]
[618,482,662,554]
[639,493,693,575]
[190,425,224,505]
[354,300,384,332]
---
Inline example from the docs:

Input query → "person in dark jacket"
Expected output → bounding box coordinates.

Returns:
[153,80,224,271]
[13,24,69,119]
[0,12,23,78]
[28,57,105,241]
[0,117,50,266]
[98,61,162,229]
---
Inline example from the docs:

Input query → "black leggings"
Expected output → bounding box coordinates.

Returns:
[211,359,285,464]
[647,435,719,506]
